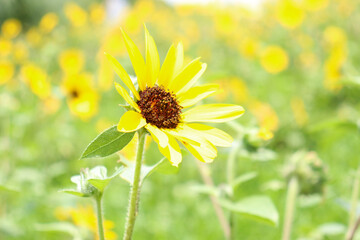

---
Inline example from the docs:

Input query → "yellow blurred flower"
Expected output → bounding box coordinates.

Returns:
[21,63,51,99]
[323,26,347,47]
[299,51,318,69]
[0,60,15,85]
[0,37,13,57]
[26,28,42,47]
[43,96,61,115]
[258,127,274,141]
[276,0,305,29]
[90,3,106,25]
[239,37,259,59]
[64,2,88,27]
[302,0,328,12]
[62,73,98,120]
[98,55,115,91]
[54,205,117,240]
[13,42,29,63]
[1,18,22,39]
[291,97,308,127]
[214,10,238,37]
[250,101,279,132]
[39,12,59,33]
[215,77,249,104]
[260,46,289,74]
[59,49,85,75]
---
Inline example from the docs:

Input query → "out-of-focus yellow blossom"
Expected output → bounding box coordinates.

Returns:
[100,28,126,56]
[299,51,318,69]
[215,77,249,104]
[1,19,22,39]
[322,26,347,91]
[239,37,259,59]
[0,37,12,57]
[336,0,354,17]
[96,119,113,133]
[276,0,305,29]
[260,46,289,74]
[21,63,51,99]
[258,127,274,141]
[0,60,15,85]
[214,10,238,37]
[291,97,308,127]
[250,101,279,132]
[26,28,42,47]
[324,55,343,91]
[90,3,106,25]
[59,49,85,75]
[123,0,155,35]
[13,42,29,63]
[42,96,61,115]
[64,2,88,28]
[302,0,328,11]
[120,132,152,161]
[39,12,59,33]
[323,26,346,47]
[62,73,98,120]
[98,55,114,91]
[54,205,117,240]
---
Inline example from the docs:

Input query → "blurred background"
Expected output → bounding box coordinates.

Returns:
[1,0,360,239]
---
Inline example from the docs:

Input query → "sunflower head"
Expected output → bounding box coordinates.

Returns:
[106,26,245,166]
[137,85,182,129]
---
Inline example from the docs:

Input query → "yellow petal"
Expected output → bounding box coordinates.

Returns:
[158,44,176,88]
[182,104,245,123]
[178,84,219,108]
[105,53,140,100]
[145,124,168,148]
[117,111,146,132]
[121,28,146,90]
[168,58,207,96]
[146,124,182,166]
[163,124,201,147]
[186,123,233,147]
[114,82,140,112]
[174,42,184,75]
[182,139,217,163]
[144,26,160,87]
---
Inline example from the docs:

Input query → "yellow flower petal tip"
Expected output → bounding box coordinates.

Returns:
[117,111,146,132]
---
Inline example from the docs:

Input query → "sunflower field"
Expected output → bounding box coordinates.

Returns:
[1,0,360,239]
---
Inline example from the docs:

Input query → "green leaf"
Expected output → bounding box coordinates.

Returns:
[35,222,82,240]
[219,195,279,226]
[232,172,258,189]
[0,184,19,193]
[88,166,124,192]
[120,158,167,185]
[316,222,346,236]
[80,125,135,159]
[59,189,87,197]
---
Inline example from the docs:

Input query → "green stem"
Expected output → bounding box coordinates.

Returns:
[95,194,105,240]
[123,129,146,240]
[346,165,360,240]
[227,138,241,240]
[282,176,299,240]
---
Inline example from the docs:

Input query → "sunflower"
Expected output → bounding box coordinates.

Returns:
[106,27,244,167]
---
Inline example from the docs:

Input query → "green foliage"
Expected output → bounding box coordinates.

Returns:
[219,196,279,227]
[80,126,135,159]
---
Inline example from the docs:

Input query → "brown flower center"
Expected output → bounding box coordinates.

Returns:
[137,85,182,129]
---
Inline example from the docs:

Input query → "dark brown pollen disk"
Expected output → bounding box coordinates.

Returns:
[137,86,182,129]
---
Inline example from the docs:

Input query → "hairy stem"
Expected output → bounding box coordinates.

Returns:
[195,160,231,240]
[95,194,105,240]
[282,176,299,240]
[123,129,146,240]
